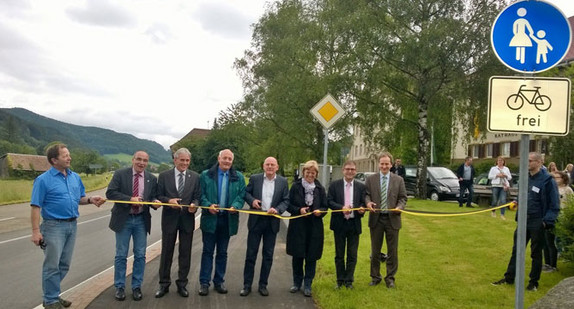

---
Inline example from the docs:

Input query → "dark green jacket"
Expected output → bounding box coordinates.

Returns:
[199,164,246,235]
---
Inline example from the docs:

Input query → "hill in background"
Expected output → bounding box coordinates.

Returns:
[0,107,171,164]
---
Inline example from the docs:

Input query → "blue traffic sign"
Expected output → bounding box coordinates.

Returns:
[491,0,572,73]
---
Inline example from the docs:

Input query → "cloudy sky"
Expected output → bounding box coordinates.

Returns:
[1,0,573,150]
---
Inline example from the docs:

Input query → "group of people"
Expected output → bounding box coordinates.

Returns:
[31,144,407,308]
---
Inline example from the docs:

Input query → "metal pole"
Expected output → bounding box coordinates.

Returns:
[322,128,329,186]
[515,133,529,309]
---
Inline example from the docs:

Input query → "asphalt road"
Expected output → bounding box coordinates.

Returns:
[0,188,163,308]
[0,188,316,309]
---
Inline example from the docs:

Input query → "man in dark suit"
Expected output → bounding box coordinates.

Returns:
[456,156,475,208]
[390,158,406,178]
[327,160,366,290]
[154,148,201,299]
[106,150,159,302]
[240,157,289,297]
[365,152,407,289]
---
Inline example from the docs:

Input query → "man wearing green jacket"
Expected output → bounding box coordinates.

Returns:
[198,149,246,296]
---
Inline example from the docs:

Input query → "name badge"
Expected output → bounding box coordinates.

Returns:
[531,186,540,193]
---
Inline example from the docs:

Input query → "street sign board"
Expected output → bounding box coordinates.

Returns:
[491,0,571,73]
[310,93,345,129]
[488,76,571,135]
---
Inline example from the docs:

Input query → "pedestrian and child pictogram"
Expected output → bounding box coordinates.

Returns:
[491,0,571,73]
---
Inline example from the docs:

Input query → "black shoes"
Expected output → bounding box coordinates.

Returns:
[114,287,126,301]
[335,282,343,289]
[303,288,312,297]
[492,278,511,286]
[345,283,354,289]
[177,286,189,297]
[240,287,251,296]
[132,288,143,301]
[58,297,72,308]
[289,285,300,293]
[155,286,169,298]
[198,285,209,296]
[258,286,269,296]
[369,280,381,286]
[386,281,396,288]
[214,283,228,294]
[527,283,538,291]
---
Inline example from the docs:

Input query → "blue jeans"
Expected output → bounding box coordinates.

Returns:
[491,186,507,215]
[41,219,77,305]
[114,215,147,289]
[459,180,473,207]
[199,215,230,286]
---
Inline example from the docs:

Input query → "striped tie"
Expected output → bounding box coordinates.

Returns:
[380,175,387,212]
[178,173,185,197]
[131,173,141,214]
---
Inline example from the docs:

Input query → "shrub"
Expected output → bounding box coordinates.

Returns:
[556,194,574,263]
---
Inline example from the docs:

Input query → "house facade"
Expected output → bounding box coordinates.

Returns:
[0,153,51,178]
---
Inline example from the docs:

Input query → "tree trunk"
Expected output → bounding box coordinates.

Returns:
[416,100,430,199]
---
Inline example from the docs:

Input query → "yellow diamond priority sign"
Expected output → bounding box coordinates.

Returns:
[311,93,345,129]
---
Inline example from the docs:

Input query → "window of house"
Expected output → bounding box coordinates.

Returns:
[501,142,510,157]
[486,144,493,158]
[472,145,480,158]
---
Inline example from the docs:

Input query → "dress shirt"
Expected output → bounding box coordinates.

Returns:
[261,174,276,211]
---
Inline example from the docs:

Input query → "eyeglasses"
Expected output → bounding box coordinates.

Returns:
[344,168,356,171]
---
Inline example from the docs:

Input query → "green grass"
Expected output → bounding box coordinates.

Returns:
[0,172,112,205]
[314,199,574,309]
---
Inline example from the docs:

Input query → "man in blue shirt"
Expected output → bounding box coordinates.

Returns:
[492,152,560,291]
[30,143,104,309]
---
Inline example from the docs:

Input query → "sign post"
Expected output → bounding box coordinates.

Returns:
[310,93,345,186]
[490,1,571,308]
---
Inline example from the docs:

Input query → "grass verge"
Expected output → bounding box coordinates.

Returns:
[0,172,112,205]
[314,199,574,309]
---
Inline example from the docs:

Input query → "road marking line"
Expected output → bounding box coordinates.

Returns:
[0,214,110,245]
[0,217,15,222]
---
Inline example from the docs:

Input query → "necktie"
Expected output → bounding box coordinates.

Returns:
[220,172,228,208]
[132,173,141,214]
[344,182,352,220]
[178,173,185,197]
[380,175,388,212]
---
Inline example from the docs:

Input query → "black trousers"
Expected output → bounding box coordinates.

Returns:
[243,217,278,288]
[543,229,557,268]
[158,219,193,288]
[504,225,545,285]
[333,220,360,284]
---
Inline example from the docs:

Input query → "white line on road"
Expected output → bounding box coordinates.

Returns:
[0,214,111,245]
[0,217,15,222]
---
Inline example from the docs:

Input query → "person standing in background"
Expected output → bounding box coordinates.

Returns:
[488,156,512,220]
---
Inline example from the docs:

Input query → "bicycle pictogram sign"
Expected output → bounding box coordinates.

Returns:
[506,84,551,111]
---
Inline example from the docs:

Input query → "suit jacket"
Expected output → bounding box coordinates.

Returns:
[365,172,407,230]
[157,168,201,234]
[107,167,158,234]
[327,178,366,234]
[244,173,290,234]
[390,164,406,178]
[456,163,476,182]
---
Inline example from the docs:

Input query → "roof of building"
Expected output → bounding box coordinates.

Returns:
[0,153,51,172]
[170,128,211,151]
[563,16,574,63]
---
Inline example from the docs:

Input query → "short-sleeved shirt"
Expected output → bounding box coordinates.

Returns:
[30,167,85,219]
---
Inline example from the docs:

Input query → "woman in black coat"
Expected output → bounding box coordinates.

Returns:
[286,160,327,297]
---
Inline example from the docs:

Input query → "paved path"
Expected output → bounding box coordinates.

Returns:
[86,213,316,309]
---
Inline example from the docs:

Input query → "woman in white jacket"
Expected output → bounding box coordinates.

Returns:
[488,156,512,220]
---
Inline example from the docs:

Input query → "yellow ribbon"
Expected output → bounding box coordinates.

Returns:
[105,200,517,219]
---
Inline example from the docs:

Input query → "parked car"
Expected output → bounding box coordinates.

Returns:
[472,172,519,206]
[354,172,376,183]
[404,165,464,201]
